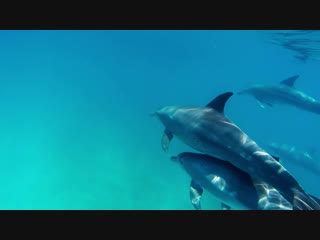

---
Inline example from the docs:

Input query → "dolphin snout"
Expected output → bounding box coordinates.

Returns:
[171,156,178,162]
[170,156,180,163]
[149,106,167,117]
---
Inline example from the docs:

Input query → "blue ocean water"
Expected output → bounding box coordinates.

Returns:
[0,30,319,210]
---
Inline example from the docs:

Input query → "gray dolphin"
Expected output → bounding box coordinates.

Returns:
[238,75,320,114]
[171,152,293,210]
[152,92,320,210]
[265,142,320,176]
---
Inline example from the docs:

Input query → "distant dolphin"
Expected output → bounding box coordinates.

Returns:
[152,92,320,210]
[238,75,320,115]
[265,142,320,176]
[171,152,293,210]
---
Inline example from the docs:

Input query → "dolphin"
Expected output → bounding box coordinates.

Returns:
[152,92,320,210]
[237,75,320,115]
[171,152,293,210]
[265,142,320,176]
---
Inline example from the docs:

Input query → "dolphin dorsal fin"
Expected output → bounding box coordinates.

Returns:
[280,75,299,88]
[206,92,233,114]
[271,155,280,162]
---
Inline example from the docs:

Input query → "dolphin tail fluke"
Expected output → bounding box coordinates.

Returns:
[292,189,320,210]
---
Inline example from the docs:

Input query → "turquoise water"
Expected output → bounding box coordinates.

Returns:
[0,30,319,209]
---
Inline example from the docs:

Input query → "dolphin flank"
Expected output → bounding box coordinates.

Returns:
[153,92,320,210]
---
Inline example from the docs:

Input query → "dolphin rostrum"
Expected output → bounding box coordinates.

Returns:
[171,152,294,210]
[153,92,320,210]
[238,75,320,115]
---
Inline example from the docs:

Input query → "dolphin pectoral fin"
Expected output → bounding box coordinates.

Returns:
[206,92,233,114]
[256,100,267,108]
[266,102,273,107]
[221,203,231,210]
[190,180,203,210]
[280,75,299,88]
[251,176,292,210]
[256,99,272,108]
[161,128,173,152]
[306,147,316,158]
